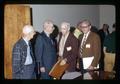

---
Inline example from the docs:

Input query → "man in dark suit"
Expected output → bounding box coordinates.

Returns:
[78,20,101,71]
[35,20,57,79]
[58,22,79,72]
[98,24,109,70]
[12,25,36,79]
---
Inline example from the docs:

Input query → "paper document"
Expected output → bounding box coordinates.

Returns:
[61,72,81,79]
[84,72,92,79]
[83,56,99,69]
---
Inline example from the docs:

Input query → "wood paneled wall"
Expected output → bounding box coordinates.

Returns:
[4,4,31,79]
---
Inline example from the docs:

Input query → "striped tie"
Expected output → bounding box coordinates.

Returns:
[80,34,87,57]
[79,34,87,74]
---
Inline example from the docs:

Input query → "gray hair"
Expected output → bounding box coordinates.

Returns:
[43,20,53,29]
[61,22,70,30]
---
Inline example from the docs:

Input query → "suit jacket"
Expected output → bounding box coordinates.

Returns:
[35,31,57,72]
[98,29,109,46]
[58,32,79,72]
[12,38,35,79]
[78,31,101,67]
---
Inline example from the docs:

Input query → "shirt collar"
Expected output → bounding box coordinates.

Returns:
[44,31,50,37]
[84,31,90,38]
[23,37,29,45]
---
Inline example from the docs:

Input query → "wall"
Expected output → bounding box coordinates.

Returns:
[30,5,99,32]
[99,5,115,33]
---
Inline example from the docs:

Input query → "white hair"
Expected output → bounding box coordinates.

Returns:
[43,20,53,29]
[22,25,34,34]
[61,22,70,30]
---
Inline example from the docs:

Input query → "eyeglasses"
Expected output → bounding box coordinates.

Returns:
[80,25,90,28]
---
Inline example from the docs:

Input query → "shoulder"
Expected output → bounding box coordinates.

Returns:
[70,33,78,40]
[90,32,100,38]
[98,29,103,32]
[14,39,26,48]
[36,33,44,40]
[78,33,84,40]
[13,39,22,51]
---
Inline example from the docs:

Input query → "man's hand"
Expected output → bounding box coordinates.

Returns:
[87,65,94,70]
[40,67,45,72]
[60,58,67,66]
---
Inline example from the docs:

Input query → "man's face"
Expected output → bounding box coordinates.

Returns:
[103,24,109,30]
[61,24,69,35]
[45,23,54,34]
[28,31,35,40]
[80,23,91,34]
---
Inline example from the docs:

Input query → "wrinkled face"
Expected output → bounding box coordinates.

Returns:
[44,22,54,34]
[47,24,54,34]
[80,22,91,34]
[28,31,35,40]
[61,24,69,35]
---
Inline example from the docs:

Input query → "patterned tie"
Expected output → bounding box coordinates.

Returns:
[79,34,87,74]
[80,34,87,57]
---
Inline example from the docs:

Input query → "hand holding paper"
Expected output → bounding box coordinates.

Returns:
[60,59,66,66]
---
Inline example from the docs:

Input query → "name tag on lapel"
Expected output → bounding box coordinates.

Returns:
[86,44,90,48]
[66,46,72,51]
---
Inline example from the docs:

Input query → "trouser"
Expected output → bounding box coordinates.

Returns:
[22,63,36,79]
[104,52,115,72]
[13,63,36,79]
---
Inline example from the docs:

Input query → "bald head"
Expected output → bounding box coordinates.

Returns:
[22,25,35,41]
[22,25,34,34]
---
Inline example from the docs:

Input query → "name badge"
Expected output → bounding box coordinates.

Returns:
[86,44,90,48]
[66,46,72,51]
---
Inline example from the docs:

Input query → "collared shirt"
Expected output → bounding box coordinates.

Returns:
[81,31,90,47]
[23,37,33,65]
[59,32,69,57]
[44,31,50,37]
[44,31,54,44]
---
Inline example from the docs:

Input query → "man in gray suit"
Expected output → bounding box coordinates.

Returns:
[12,25,36,79]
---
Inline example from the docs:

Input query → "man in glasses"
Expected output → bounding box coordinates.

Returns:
[78,20,101,71]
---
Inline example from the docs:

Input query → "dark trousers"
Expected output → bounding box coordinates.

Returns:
[22,63,36,79]
[41,72,52,79]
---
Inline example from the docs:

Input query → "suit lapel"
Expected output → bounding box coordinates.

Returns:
[64,33,71,50]
[83,32,92,49]
[19,38,28,65]
[42,31,53,45]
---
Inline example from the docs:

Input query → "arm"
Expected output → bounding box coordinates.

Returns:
[35,35,44,67]
[65,37,79,64]
[91,34,101,67]
[12,44,22,75]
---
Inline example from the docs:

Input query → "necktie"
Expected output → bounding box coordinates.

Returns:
[49,37,54,45]
[24,42,33,65]
[79,34,87,74]
[80,34,87,57]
